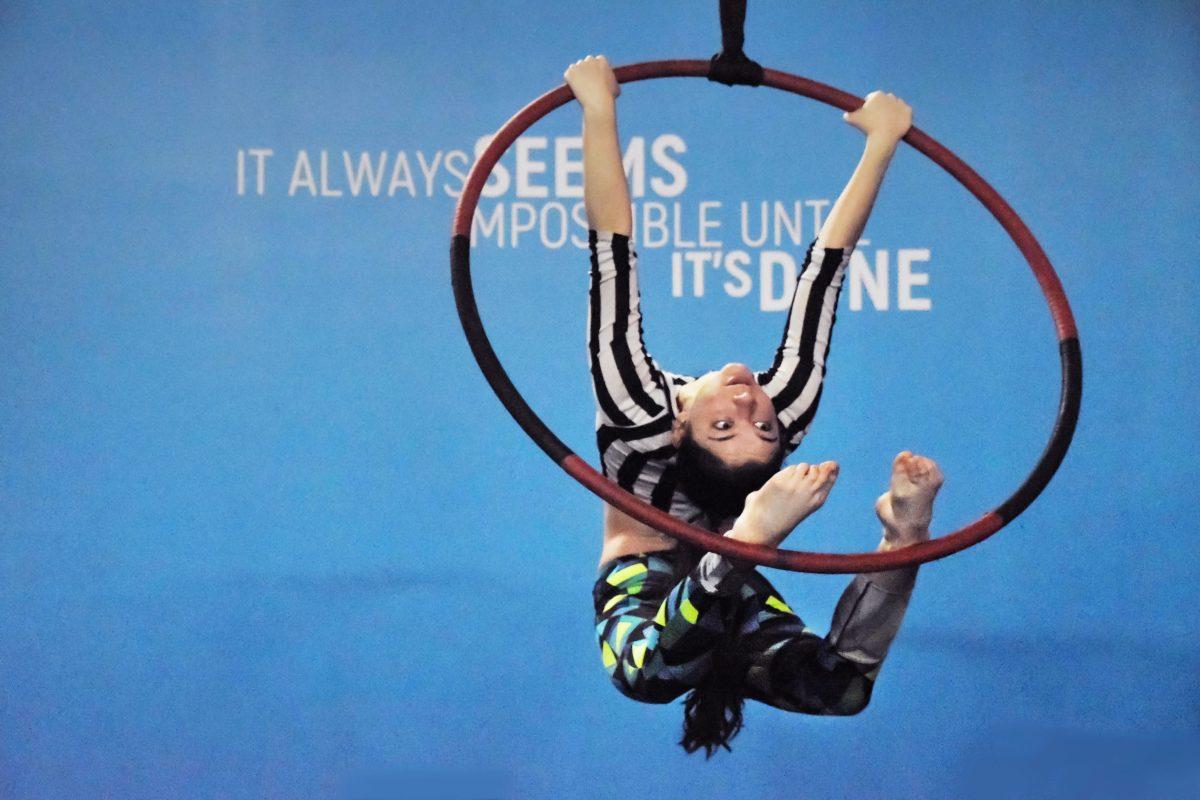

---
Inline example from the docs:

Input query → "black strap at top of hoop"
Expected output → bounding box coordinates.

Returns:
[708,0,764,87]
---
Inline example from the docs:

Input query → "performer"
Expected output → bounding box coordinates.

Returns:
[568,54,944,756]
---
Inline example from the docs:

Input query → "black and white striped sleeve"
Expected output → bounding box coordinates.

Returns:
[755,239,852,453]
[587,229,673,435]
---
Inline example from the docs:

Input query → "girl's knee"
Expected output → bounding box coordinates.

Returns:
[611,672,687,705]
[826,681,873,716]
[601,648,690,704]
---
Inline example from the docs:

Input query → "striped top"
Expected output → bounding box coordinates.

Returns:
[587,228,851,525]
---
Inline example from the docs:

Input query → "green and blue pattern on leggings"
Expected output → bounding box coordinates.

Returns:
[592,550,876,714]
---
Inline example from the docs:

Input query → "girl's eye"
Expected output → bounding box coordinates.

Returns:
[755,421,773,431]
[714,420,732,431]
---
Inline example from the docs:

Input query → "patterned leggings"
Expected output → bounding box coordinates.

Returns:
[592,549,877,714]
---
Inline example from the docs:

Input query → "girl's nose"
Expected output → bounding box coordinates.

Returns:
[722,363,754,386]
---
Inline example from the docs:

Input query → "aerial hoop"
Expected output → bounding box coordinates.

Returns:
[450,60,1082,574]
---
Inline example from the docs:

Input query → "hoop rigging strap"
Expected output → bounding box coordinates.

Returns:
[709,0,763,87]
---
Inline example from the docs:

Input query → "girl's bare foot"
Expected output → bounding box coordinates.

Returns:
[875,451,944,549]
[728,461,839,548]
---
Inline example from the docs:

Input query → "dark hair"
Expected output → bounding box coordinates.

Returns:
[679,644,746,758]
[674,423,785,757]
[674,423,785,527]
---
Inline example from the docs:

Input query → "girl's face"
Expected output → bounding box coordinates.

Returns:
[673,363,781,467]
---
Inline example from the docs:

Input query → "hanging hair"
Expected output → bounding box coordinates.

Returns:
[679,642,746,757]
[674,423,785,526]
[673,422,784,756]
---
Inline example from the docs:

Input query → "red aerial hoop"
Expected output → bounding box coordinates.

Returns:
[450,57,1081,574]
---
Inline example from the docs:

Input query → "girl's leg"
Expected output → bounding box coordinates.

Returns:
[593,550,743,704]
[729,570,876,716]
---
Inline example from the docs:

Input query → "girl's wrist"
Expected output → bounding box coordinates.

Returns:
[864,133,900,157]
[581,98,617,118]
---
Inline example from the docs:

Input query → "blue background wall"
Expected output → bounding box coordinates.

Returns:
[2,2,1198,798]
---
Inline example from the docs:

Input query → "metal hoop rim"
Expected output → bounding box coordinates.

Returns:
[450,59,1081,573]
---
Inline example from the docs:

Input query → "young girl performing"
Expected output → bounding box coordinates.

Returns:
[566,55,945,756]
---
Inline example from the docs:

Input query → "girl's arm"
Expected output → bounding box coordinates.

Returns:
[566,55,632,236]
[819,91,912,248]
[569,55,674,431]
[757,91,913,451]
